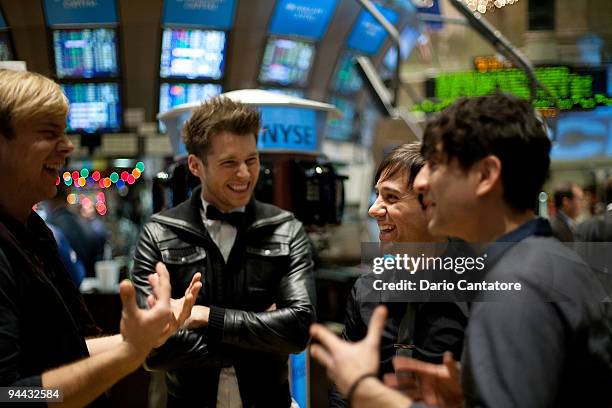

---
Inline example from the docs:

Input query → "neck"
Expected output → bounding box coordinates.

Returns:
[463,203,534,242]
[0,199,31,224]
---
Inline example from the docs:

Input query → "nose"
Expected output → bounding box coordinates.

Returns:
[368,195,386,219]
[236,162,250,178]
[414,164,430,195]
[58,133,74,155]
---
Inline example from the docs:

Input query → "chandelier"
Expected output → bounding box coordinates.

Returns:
[464,0,519,14]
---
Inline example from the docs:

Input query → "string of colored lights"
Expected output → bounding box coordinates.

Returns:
[54,162,145,216]
[55,161,145,190]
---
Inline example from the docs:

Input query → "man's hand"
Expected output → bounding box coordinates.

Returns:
[119,262,175,359]
[148,265,202,345]
[183,305,210,329]
[385,352,463,408]
[310,305,387,395]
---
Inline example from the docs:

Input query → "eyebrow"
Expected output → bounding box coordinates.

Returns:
[375,186,403,195]
[217,152,259,162]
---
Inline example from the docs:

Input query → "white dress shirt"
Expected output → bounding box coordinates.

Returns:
[200,196,244,408]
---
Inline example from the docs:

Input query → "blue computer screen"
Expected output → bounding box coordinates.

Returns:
[383,23,420,71]
[326,97,356,141]
[332,52,363,94]
[43,0,117,26]
[268,0,337,40]
[259,38,315,87]
[550,106,612,161]
[0,32,13,61]
[347,4,399,55]
[162,0,236,29]
[61,83,121,133]
[159,82,222,113]
[53,29,118,78]
[158,82,222,132]
[160,28,226,80]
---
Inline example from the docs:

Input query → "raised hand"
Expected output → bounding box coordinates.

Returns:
[310,306,387,395]
[389,352,463,408]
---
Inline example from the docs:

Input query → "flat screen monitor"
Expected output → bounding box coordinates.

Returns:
[268,0,337,41]
[158,82,222,132]
[347,5,399,56]
[160,28,226,80]
[332,52,363,94]
[0,31,13,60]
[53,29,118,78]
[258,38,315,87]
[61,83,121,133]
[550,106,612,161]
[383,23,420,71]
[326,97,356,141]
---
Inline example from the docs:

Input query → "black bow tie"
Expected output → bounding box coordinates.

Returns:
[206,205,246,228]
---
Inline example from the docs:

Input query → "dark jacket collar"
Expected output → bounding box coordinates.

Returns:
[151,186,294,239]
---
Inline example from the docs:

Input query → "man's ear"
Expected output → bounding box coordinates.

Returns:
[187,154,203,178]
[475,155,502,197]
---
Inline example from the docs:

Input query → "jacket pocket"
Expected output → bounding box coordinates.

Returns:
[159,244,207,299]
[244,243,290,308]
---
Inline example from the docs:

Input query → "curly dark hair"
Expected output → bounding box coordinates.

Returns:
[421,94,551,211]
[182,96,261,162]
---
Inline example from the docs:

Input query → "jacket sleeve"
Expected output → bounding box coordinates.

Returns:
[0,248,43,387]
[208,221,316,354]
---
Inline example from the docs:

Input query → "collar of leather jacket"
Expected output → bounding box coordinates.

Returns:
[150,185,295,239]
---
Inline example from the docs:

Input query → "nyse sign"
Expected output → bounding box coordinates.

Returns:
[258,107,318,153]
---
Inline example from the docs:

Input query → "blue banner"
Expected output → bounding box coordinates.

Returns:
[290,352,308,408]
[162,0,236,30]
[0,9,7,28]
[268,0,337,41]
[347,4,399,55]
[258,106,318,153]
[43,0,118,26]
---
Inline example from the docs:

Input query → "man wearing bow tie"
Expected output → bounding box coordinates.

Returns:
[131,96,316,408]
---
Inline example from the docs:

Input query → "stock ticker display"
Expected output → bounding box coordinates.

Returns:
[258,38,315,87]
[53,29,118,78]
[160,28,226,80]
[61,83,121,133]
[332,52,363,95]
[415,66,611,114]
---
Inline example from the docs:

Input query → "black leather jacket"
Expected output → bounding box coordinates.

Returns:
[131,189,316,407]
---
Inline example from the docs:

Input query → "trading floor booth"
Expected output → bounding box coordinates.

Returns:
[157,89,344,408]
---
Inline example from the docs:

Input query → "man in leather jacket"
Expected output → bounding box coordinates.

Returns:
[131,96,316,407]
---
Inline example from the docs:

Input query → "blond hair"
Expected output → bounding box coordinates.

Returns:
[0,69,68,139]
[183,96,261,162]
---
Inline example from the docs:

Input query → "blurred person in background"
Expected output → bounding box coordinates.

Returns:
[550,181,584,242]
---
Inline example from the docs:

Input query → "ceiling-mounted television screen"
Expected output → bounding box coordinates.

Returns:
[258,38,315,87]
[332,52,363,94]
[383,23,420,71]
[53,28,118,78]
[0,31,13,60]
[159,82,222,113]
[61,83,121,133]
[326,96,356,141]
[160,28,226,80]
[158,82,222,132]
[347,4,399,56]
[268,0,338,41]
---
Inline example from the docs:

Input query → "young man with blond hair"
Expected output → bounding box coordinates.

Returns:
[0,69,200,406]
